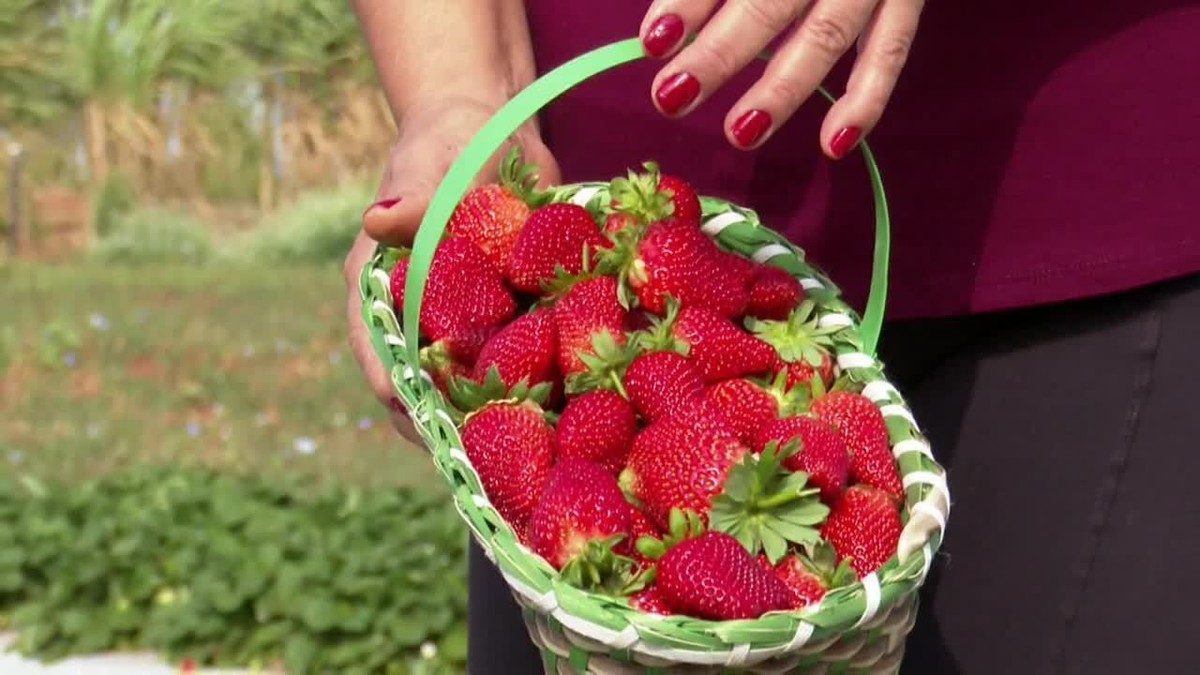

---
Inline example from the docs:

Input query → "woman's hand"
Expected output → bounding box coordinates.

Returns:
[344,95,559,443]
[639,0,924,156]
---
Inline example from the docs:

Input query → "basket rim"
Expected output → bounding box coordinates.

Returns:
[358,184,951,664]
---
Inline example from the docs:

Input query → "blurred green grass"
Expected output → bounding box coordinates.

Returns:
[0,263,433,489]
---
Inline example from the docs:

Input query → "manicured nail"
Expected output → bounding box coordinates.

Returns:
[731,109,772,148]
[655,73,701,116]
[830,127,862,159]
[643,14,685,58]
[389,397,405,414]
[364,198,402,219]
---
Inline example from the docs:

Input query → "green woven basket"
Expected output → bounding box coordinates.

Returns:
[358,38,950,674]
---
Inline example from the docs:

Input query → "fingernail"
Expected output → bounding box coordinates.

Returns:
[388,397,405,414]
[364,198,402,218]
[731,109,772,148]
[655,72,701,116]
[643,14,685,58]
[830,127,862,159]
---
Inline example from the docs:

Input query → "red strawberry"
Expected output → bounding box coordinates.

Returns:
[773,543,856,609]
[508,203,610,294]
[527,458,633,570]
[705,378,779,445]
[454,308,558,406]
[552,276,629,380]
[461,401,556,530]
[810,391,904,502]
[422,355,469,397]
[745,266,804,321]
[629,586,673,615]
[820,485,903,577]
[623,351,705,423]
[618,222,751,318]
[622,504,664,568]
[643,304,776,383]
[390,237,516,342]
[556,390,637,474]
[619,401,748,529]
[604,212,639,236]
[606,162,699,230]
[657,173,702,227]
[754,415,850,504]
[774,354,835,391]
[446,148,544,271]
[748,300,839,391]
[657,531,794,620]
[427,326,499,365]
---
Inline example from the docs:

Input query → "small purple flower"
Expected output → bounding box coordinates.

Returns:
[186,422,201,437]
[293,437,317,455]
[63,352,77,368]
[88,313,111,331]
[328,351,343,365]
[357,417,374,430]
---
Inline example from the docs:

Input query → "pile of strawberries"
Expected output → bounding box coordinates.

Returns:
[389,151,906,622]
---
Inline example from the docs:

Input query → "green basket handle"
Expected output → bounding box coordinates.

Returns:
[402,37,891,365]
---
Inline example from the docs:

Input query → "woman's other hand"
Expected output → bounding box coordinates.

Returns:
[343,96,559,443]
[639,0,925,157]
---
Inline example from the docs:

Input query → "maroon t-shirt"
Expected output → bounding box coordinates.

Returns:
[523,1,1200,319]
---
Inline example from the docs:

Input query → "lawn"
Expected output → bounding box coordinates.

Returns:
[0,262,434,489]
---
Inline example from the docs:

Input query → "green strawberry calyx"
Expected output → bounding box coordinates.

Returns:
[565,330,636,397]
[498,145,554,208]
[796,541,858,592]
[634,507,706,561]
[559,534,651,597]
[607,161,675,225]
[746,299,838,367]
[708,441,830,565]
[446,367,551,415]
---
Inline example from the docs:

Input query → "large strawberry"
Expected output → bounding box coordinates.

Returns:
[390,237,516,342]
[460,400,556,530]
[704,374,809,445]
[552,276,630,382]
[556,390,637,474]
[820,484,903,577]
[656,531,794,621]
[748,299,839,391]
[641,303,776,383]
[629,586,673,615]
[773,542,857,609]
[622,350,705,423]
[607,162,701,230]
[449,308,559,410]
[446,147,545,271]
[508,203,610,294]
[810,390,904,502]
[745,265,805,321]
[754,415,851,504]
[527,458,633,571]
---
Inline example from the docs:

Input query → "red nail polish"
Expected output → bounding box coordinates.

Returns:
[731,110,772,148]
[363,198,401,220]
[655,73,700,116]
[388,397,404,414]
[830,127,862,159]
[643,14,684,58]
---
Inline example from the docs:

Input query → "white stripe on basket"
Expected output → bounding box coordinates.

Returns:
[370,268,391,290]
[570,186,601,207]
[552,610,643,650]
[384,334,404,346]
[836,352,875,370]
[503,572,559,613]
[910,500,947,533]
[723,643,752,668]
[817,313,854,329]
[920,543,934,581]
[892,439,934,460]
[700,211,748,236]
[784,621,816,651]
[633,644,754,667]
[879,404,919,430]
[470,494,493,511]
[751,244,790,264]
[434,409,455,425]
[853,573,882,629]
[799,278,826,290]
[401,366,418,381]
[903,471,951,505]
[448,447,470,467]
[862,380,899,403]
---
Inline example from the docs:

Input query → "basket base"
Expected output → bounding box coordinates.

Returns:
[521,592,919,674]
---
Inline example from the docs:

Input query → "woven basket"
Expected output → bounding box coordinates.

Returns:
[359,38,950,674]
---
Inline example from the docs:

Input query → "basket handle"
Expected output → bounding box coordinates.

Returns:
[401,37,891,365]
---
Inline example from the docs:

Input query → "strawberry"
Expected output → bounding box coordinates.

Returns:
[642,303,776,383]
[556,390,637,474]
[773,543,856,609]
[449,308,559,409]
[820,484,903,577]
[446,147,545,271]
[657,173,702,227]
[656,531,794,620]
[421,353,469,397]
[619,401,748,529]
[390,237,516,342]
[606,162,700,230]
[629,586,673,615]
[754,415,851,504]
[527,458,633,570]
[704,374,809,445]
[748,300,839,391]
[552,276,630,381]
[460,400,556,530]
[622,351,705,423]
[810,391,904,502]
[508,203,610,294]
[745,265,805,321]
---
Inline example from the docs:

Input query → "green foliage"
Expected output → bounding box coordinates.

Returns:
[0,467,469,674]
[234,182,374,264]
[92,206,215,264]
[91,171,137,237]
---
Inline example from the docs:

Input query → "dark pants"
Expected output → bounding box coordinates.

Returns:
[467,274,1200,674]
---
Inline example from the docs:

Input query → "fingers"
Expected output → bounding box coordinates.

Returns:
[818,0,923,158]
[721,0,881,151]
[361,153,447,248]
[639,0,720,59]
[648,0,811,117]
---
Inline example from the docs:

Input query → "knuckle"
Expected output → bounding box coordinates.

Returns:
[738,0,798,33]
[762,73,809,108]
[801,13,856,58]
[873,32,914,71]
[689,36,740,80]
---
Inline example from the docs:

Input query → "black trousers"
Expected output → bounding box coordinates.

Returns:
[466,274,1200,675]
